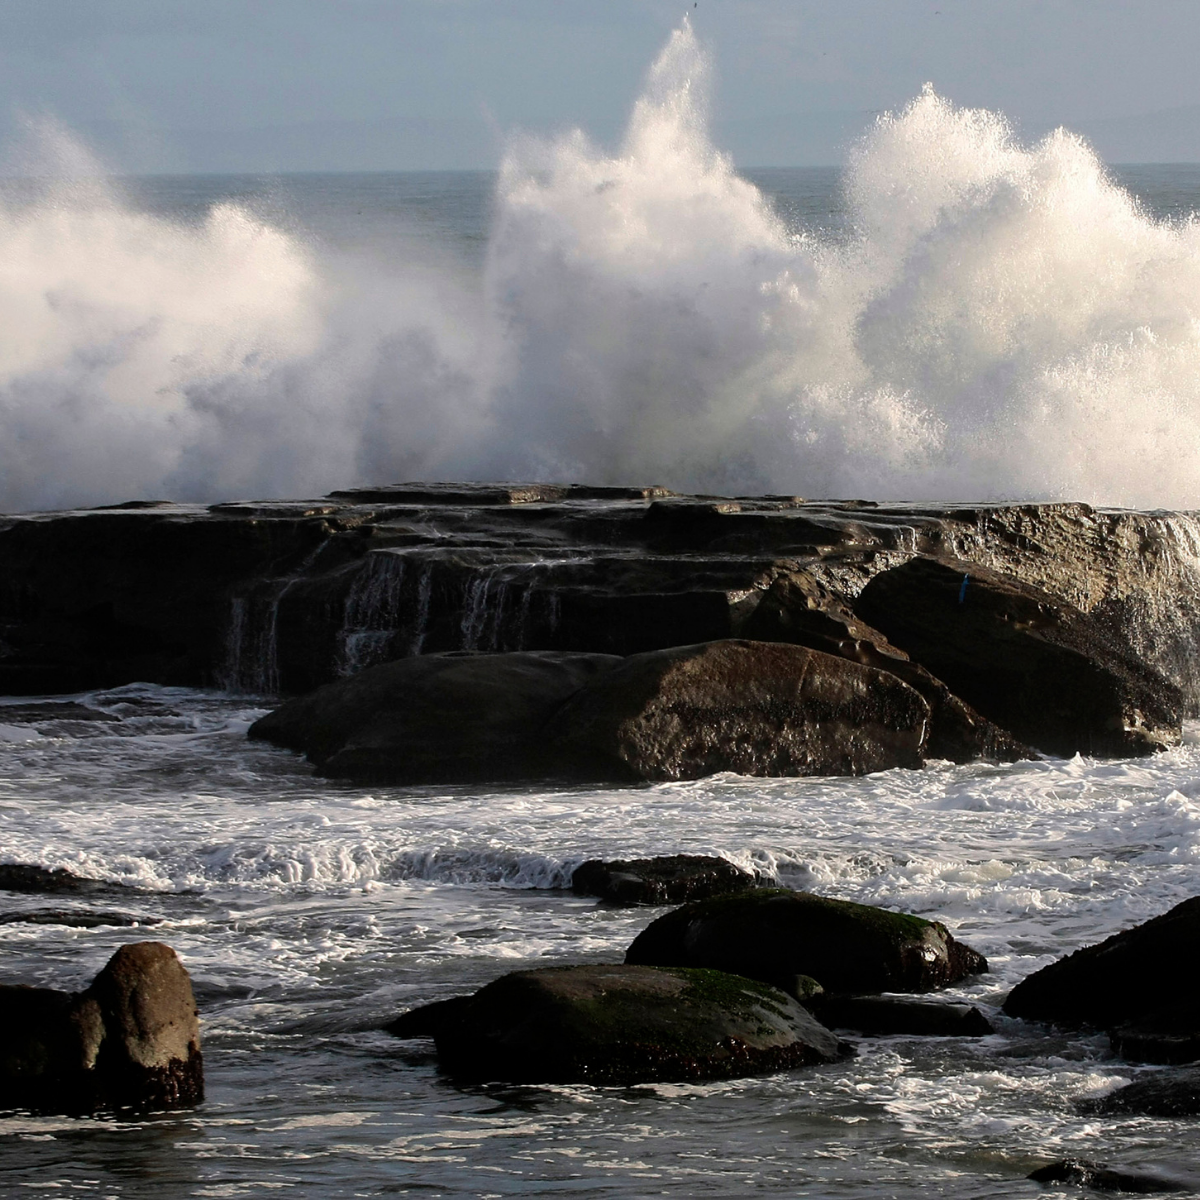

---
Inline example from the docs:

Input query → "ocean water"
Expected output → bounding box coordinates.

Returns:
[2,686,1200,1197]
[5,18,1200,1199]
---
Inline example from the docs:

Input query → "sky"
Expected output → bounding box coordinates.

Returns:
[2,0,1200,172]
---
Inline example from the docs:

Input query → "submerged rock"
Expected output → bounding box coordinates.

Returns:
[388,962,845,1085]
[1079,1068,1200,1118]
[625,889,987,994]
[249,650,621,782]
[0,910,158,929]
[854,557,1184,757]
[1003,896,1200,1048]
[544,640,931,781]
[1028,1158,1184,1193]
[808,994,994,1037]
[570,854,756,906]
[0,941,202,1113]
[0,864,123,895]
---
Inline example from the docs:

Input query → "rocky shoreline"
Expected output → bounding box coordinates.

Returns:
[4,483,1200,1189]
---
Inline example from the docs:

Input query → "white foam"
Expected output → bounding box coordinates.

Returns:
[3,26,1200,509]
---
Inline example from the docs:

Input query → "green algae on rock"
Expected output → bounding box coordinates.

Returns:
[625,889,987,994]
[388,962,846,1085]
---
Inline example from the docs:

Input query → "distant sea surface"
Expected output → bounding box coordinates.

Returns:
[103,162,1200,272]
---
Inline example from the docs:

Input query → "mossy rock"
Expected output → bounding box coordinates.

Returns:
[625,889,987,994]
[395,962,845,1085]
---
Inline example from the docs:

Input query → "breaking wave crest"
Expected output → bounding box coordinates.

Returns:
[4,22,1200,511]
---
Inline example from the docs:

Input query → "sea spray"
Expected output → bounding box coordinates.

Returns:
[4,23,1200,509]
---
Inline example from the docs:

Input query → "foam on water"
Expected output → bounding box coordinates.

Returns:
[3,686,1200,1195]
[4,24,1200,510]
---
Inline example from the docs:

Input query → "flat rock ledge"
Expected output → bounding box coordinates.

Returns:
[625,889,988,995]
[387,963,845,1085]
[0,941,202,1114]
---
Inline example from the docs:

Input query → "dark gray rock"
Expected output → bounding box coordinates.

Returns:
[249,650,621,782]
[1003,896,1200,1039]
[808,994,994,1037]
[3,490,1199,720]
[545,640,931,781]
[1110,1004,1200,1065]
[1079,1068,1200,1118]
[1028,1158,1184,1193]
[250,639,933,784]
[625,889,987,994]
[0,864,122,895]
[0,910,157,929]
[854,557,1184,757]
[740,567,1031,763]
[570,854,756,906]
[389,963,846,1085]
[0,941,202,1113]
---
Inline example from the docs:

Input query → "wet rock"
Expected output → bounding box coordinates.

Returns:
[87,942,204,1111]
[1110,1004,1200,1065]
[625,889,987,994]
[249,650,622,783]
[0,864,121,895]
[570,854,756,906]
[808,994,994,1037]
[545,640,931,781]
[1079,1067,1200,1118]
[390,963,845,1085]
[1002,896,1200,1039]
[0,910,157,929]
[854,557,1184,757]
[3,491,1200,713]
[251,640,932,784]
[384,995,473,1040]
[740,568,1031,763]
[0,941,202,1113]
[0,702,117,724]
[1028,1158,1184,1193]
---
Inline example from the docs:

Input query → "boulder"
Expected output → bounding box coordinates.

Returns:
[624,889,987,994]
[1028,1159,1184,1193]
[1003,896,1200,1041]
[1079,1067,1200,1118]
[740,568,1031,763]
[854,557,1184,757]
[249,650,622,782]
[0,941,202,1113]
[808,994,994,1037]
[387,963,845,1085]
[545,640,931,781]
[570,854,756,906]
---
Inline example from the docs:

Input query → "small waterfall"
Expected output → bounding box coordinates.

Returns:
[338,553,407,676]
[409,564,433,654]
[461,569,505,651]
[219,543,328,694]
